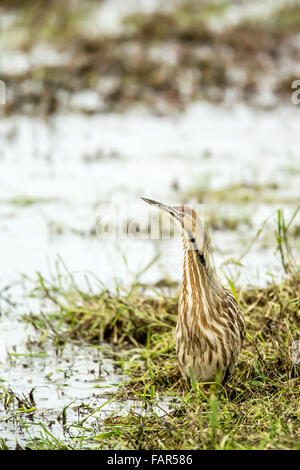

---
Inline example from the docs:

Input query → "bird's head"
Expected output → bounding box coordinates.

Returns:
[141,197,209,258]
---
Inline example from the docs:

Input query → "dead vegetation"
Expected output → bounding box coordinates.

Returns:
[27,269,300,388]
[21,266,300,449]
[2,1,300,115]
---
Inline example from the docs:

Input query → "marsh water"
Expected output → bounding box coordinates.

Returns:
[0,0,300,448]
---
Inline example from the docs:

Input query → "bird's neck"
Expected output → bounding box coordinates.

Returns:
[179,245,221,320]
[183,245,216,284]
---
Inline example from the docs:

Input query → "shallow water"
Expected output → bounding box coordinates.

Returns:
[0,103,299,290]
[0,285,173,448]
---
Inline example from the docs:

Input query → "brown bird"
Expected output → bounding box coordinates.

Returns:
[141,198,245,384]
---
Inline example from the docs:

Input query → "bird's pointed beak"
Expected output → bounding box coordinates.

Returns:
[141,197,177,218]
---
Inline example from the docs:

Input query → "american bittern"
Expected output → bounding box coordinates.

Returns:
[141,198,245,384]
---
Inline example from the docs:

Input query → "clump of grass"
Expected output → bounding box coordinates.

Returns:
[31,273,177,348]
[123,9,214,43]
[205,212,252,231]
[9,195,57,207]
[27,257,300,392]
[91,269,300,450]
[185,182,282,205]
[30,269,300,382]
[276,207,300,274]
[270,4,300,34]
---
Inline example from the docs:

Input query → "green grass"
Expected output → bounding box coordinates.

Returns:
[17,261,299,450]
[184,182,296,205]
[9,195,57,207]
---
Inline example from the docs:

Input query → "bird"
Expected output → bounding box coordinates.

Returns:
[141,197,245,384]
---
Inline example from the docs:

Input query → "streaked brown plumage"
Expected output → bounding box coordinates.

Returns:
[141,197,245,383]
